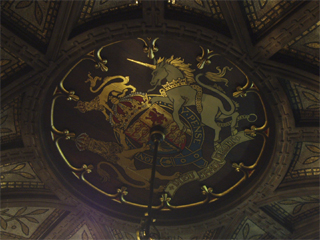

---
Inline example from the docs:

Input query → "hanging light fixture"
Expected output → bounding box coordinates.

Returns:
[137,125,165,240]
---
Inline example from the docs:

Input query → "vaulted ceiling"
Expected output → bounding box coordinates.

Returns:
[1,1,319,240]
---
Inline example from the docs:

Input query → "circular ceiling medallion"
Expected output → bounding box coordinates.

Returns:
[44,38,274,222]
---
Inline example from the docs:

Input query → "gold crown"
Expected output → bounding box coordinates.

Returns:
[162,78,187,91]
[111,93,151,129]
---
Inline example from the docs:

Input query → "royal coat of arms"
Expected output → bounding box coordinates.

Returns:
[49,39,271,209]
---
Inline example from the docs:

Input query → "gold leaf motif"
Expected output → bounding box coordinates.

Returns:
[82,230,89,240]
[19,220,29,235]
[100,0,108,4]
[250,234,263,239]
[278,200,300,205]
[306,144,320,153]
[300,196,319,202]
[24,216,39,223]
[27,209,48,215]
[302,91,319,103]
[307,104,320,109]
[15,207,27,216]
[242,223,249,239]
[124,232,135,240]
[0,216,7,230]
[195,0,204,7]
[15,0,33,9]
[18,172,35,179]
[305,42,320,49]
[0,60,11,67]
[0,128,13,133]
[11,163,26,171]
[259,0,268,8]
[1,115,8,125]
[303,156,320,165]
[292,203,303,215]
[34,1,43,25]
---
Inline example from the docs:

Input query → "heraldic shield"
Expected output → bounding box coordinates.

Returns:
[49,38,272,211]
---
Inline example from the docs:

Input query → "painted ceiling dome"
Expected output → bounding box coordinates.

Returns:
[1,1,319,239]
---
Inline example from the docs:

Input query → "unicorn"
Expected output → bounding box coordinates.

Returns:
[127,56,239,148]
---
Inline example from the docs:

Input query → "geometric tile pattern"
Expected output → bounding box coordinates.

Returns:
[167,0,225,21]
[1,162,46,190]
[1,1,61,45]
[280,21,320,66]
[231,217,271,240]
[282,142,320,183]
[77,0,141,26]
[0,207,67,239]
[240,0,300,38]
[261,195,319,229]
[1,97,23,149]
[67,222,96,240]
[0,47,28,81]
[279,79,320,125]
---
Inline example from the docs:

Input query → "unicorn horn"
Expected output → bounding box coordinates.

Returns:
[127,58,156,70]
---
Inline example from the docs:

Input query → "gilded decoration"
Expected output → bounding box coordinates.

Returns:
[1,0,61,44]
[167,0,225,21]
[47,38,273,216]
[0,207,67,239]
[77,0,141,26]
[1,97,22,149]
[280,21,320,66]
[231,217,271,240]
[0,47,28,81]
[279,78,320,125]
[1,162,46,190]
[261,195,320,227]
[241,0,300,37]
[282,142,320,183]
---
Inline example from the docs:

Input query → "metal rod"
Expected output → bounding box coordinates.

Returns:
[145,139,159,239]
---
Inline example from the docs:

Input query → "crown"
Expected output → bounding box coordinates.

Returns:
[162,78,187,91]
[110,93,151,129]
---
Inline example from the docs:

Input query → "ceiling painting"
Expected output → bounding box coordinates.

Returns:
[77,0,141,26]
[67,222,96,240]
[1,97,23,150]
[0,47,28,82]
[0,207,67,239]
[261,195,319,229]
[241,0,300,39]
[279,79,320,126]
[1,0,60,46]
[281,142,320,184]
[44,38,274,221]
[167,0,224,20]
[1,162,46,190]
[231,217,270,240]
[280,21,320,67]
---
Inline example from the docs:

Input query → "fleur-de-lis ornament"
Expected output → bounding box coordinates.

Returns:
[137,37,159,59]
[196,46,219,69]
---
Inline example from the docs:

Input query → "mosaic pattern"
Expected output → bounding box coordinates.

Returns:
[241,0,299,37]
[282,142,320,183]
[77,0,141,26]
[1,97,22,148]
[1,162,46,190]
[279,79,319,124]
[202,227,223,239]
[1,0,61,44]
[231,217,269,239]
[67,222,96,240]
[0,207,66,239]
[261,195,319,228]
[0,47,28,81]
[167,0,225,21]
[280,21,320,66]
